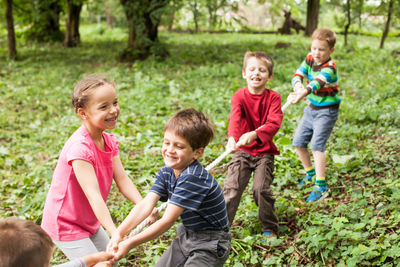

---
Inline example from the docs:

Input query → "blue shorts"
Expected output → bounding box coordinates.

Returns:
[292,105,339,152]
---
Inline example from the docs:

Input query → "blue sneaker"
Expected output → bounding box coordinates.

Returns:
[306,185,329,202]
[298,174,314,186]
[261,231,276,241]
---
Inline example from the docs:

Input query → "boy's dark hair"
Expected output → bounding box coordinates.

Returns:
[0,218,54,267]
[164,108,215,150]
[72,74,115,113]
[243,51,274,76]
[312,28,336,49]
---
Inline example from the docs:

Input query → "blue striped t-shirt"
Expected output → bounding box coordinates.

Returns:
[150,160,229,231]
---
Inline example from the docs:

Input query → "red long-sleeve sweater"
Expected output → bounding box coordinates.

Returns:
[228,87,283,156]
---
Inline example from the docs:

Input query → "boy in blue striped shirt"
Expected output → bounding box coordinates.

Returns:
[110,108,231,267]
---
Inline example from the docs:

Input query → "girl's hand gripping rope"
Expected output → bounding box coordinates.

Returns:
[107,230,126,256]
[112,238,131,261]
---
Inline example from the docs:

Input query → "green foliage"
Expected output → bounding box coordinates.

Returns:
[0,25,399,266]
[119,0,170,61]
[24,0,65,42]
[323,0,400,34]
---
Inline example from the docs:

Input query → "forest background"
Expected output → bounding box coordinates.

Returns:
[1,0,399,266]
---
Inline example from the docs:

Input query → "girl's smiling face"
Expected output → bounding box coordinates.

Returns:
[79,84,120,132]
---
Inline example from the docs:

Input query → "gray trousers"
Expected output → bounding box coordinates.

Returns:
[54,226,109,260]
[223,151,278,233]
[154,224,231,267]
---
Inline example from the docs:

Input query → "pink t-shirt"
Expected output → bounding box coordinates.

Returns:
[41,125,119,241]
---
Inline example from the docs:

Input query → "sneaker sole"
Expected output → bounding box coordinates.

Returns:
[318,190,330,201]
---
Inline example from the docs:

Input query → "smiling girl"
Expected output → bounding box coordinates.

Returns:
[41,74,147,261]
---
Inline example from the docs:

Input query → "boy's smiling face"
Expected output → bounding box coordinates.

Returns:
[162,130,203,178]
[311,39,335,65]
[242,57,273,94]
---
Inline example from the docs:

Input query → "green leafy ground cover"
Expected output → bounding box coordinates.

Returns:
[1,25,399,266]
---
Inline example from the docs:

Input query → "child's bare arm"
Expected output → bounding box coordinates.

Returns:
[113,157,160,223]
[113,203,184,260]
[72,160,117,236]
[83,251,114,267]
[147,207,160,224]
[108,193,160,251]
[113,156,143,204]
[93,263,112,267]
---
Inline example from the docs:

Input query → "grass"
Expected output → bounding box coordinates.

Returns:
[1,24,400,266]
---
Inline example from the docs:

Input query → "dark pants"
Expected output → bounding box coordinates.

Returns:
[223,150,278,233]
[154,224,231,267]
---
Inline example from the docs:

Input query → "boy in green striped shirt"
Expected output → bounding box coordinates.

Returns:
[290,28,341,202]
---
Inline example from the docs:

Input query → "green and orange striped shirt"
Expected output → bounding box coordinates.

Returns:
[292,53,341,107]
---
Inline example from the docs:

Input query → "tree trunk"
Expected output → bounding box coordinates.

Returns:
[106,12,114,28]
[167,1,184,31]
[190,0,200,33]
[72,5,81,42]
[357,0,364,29]
[29,0,63,42]
[305,0,320,36]
[5,0,17,59]
[380,0,394,49]
[106,3,114,28]
[279,10,293,34]
[206,1,217,31]
[64,0,82,47]
[168,11,175,31]
[207,8,213,31]
[344,0,351,46]
[120,0,170,61]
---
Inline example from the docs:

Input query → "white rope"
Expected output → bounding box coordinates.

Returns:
[128,94,293,237]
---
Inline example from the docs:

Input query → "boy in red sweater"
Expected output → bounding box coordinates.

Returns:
[223,51,283,239]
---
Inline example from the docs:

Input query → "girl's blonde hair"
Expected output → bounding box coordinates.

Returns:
[72,74,115,113]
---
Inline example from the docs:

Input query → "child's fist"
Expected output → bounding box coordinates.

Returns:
[226,137,237,152]
[84,251,114,267]
[237,131,257,147]
[114,239,131,261]
[291,88,309,104]
[107,231,123,254]
[293,81,304,93]
[93,262,112,267]
[148,207,160,224]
